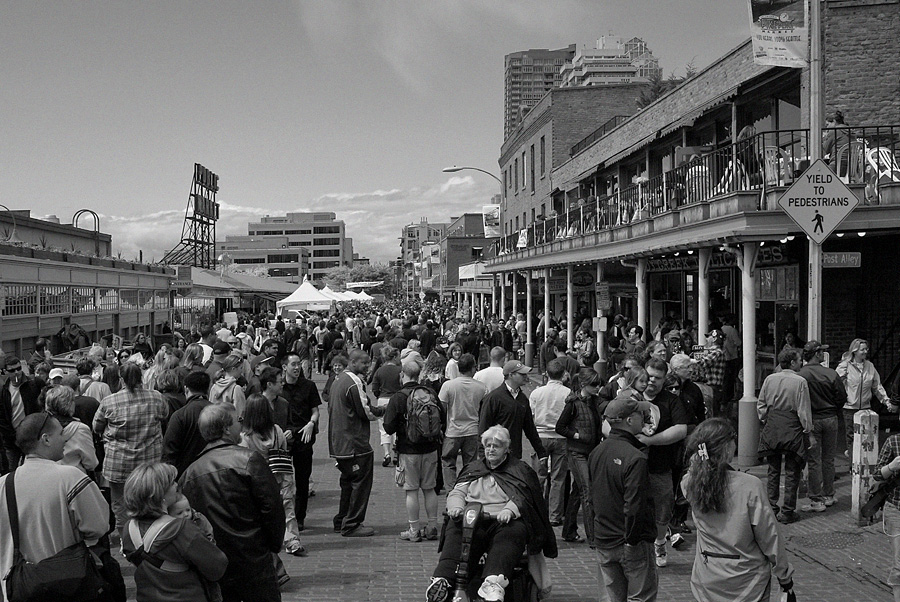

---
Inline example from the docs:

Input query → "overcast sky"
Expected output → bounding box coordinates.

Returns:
[1,1,748,263]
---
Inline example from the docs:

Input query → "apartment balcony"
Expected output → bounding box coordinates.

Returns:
[489,125,900,271]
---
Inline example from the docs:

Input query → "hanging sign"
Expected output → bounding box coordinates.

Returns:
[748,0,808,68]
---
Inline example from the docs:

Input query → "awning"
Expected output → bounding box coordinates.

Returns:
[679,85,739,124]
[605,132,657,166]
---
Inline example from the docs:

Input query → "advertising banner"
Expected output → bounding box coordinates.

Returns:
[748,0,808,68]
[483,205,501,238]
[516,229,528,249]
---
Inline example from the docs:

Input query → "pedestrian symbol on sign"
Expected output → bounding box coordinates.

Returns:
[812,210,824,234]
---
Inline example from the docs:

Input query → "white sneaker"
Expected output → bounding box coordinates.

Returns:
[654,541,667,567]
[477,574,509,602]
[670,532,686,549]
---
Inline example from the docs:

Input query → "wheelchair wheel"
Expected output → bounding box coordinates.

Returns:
[508,568,540,602]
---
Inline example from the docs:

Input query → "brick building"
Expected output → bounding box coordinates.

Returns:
[485,3,900,463]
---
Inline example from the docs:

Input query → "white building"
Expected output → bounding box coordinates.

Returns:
[560,36,662,87]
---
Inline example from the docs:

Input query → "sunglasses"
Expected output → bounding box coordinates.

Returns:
[6,365,22,373]
[36,411,52,437]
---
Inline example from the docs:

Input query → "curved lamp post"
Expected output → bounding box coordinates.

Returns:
[442,165,502,187]
[73,209,101,256]
[0,204,21,244]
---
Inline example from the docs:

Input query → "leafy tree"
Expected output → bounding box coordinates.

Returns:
[323,262,395,298]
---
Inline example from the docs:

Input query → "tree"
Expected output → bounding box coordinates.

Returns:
[323,262,395,298]
[636,71,686,109]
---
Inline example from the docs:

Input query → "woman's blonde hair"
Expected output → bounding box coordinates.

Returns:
[481,425,511,447]
[123,462,178,518]
[44,385,75,417]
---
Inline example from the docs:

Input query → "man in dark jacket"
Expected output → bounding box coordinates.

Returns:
[328,349,384,537]
[419,321,437,358]
[478,361,547,462]
[0,356,43,472]
[798,340,846,513]
[588,397,657,602]
[383,361,445,542]
[180,403,285,602]
[281,352,320,530]
[163,372,212,477]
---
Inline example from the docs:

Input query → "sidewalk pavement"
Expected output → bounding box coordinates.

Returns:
[118,370,894,601]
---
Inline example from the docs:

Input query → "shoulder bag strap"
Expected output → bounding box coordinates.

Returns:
[4,470,20,554]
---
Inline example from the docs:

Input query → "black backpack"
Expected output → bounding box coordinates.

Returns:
[405,385,443,444]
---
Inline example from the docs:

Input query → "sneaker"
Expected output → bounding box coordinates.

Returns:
[476,575,509,602]
[823,495,836,507]
[288,544,307,557]
[423,525,439,541]
[399,527,422,542]
[776,511,800,524]
[670,532,686,550]
[277,573,291,587]
[654,541,667,567]
[382,455,392,467]
[342,525,376,537]
[801,501,826,513]
[426,577,451,602]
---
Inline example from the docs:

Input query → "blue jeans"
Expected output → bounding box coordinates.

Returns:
[531,438,568,523]
[597,541,658,602]
[807,415,838,501]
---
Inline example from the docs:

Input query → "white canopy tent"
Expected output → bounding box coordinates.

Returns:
[276,280,333,313]
[356,290,374,302]
[320,285,353,301]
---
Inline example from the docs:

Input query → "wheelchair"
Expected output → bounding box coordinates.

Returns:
[442,502,539,602]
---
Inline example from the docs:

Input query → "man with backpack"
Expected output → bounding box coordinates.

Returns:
[383,361,445,542]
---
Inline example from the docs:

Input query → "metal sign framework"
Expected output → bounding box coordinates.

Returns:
[162,163,220,269]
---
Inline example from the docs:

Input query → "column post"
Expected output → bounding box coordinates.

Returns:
[596,262,607,378]
[544,269,551,340]
[491,275,498,318]
[525,270,535,367]
[566,265,575,352]
[737,242,760,467]
[512,273,519,318]
[698,248,711,346]
[636,259,648,340]
[500,273,506,320]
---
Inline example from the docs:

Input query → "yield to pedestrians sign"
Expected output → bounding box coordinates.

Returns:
[778,160,859,245]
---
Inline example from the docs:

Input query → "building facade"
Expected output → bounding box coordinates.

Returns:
[504,45,576,139]
[500,83,650,237]
[439,214,489,296]
[222,212,353,284]
[399,218,448,297]
[559,36,662,88]
[485,6,900,464]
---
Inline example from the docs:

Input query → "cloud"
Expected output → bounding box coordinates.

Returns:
[97,178,494,265]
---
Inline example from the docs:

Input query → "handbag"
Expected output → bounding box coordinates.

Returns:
[861,475,900,519]
[267,427,294,475]
[4,470,109,602]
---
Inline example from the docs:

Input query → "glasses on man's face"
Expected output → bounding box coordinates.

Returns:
[6,365,22,373]
[37,411,51,438]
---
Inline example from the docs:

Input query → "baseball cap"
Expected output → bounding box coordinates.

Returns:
[49,368,65,380]
[803,340,829,354]
[705,329,724,340]
[502,360,532,376]
[212,341,232,356]
[604,397,653,420]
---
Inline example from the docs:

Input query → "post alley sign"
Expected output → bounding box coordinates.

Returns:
[647,245,788,272]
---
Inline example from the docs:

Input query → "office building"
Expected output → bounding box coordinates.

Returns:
[221,212,353,284]
[400,218,448,296]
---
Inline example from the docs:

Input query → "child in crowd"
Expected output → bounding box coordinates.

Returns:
[167,493,223,602]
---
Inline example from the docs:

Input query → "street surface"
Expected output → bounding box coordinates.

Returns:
[118,371,895,601]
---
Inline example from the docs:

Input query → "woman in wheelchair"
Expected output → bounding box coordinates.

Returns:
[426,425,557,602]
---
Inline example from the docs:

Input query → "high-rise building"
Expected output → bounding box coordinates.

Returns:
[220,212,353,284]
[504,45,576,139]
[560,37,662,88]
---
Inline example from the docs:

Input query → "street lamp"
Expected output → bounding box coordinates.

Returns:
[0,204,21,244]
[442,166,503,188]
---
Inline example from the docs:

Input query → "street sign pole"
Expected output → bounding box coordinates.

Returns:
[808,0,824,340]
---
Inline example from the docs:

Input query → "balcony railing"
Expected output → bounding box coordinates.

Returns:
[496,125,900,257]
[570,115,631,157]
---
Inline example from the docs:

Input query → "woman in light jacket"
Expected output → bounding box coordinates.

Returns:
[837,338,895,452]
[682,418,795,602]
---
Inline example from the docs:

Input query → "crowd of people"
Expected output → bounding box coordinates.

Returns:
[0,297,896,601]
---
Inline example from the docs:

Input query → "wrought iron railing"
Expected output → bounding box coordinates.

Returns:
[493,126,900,259]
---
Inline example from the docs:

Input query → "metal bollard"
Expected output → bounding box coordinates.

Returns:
[850,409,879,524]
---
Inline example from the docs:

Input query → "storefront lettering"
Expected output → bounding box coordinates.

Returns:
[648,245,785,272]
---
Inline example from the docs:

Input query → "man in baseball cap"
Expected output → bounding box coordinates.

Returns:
[479,360,545,462]
[588,390,658,599]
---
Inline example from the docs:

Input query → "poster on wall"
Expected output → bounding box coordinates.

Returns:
[482,205,501,238]
[748,0,808,68]
[516,229,528,249]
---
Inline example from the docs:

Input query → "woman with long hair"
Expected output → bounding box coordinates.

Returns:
[444,342,463,380]
[132,332,154,360]
[122,462,227,602]
[103,363,124,394]
[240,394,306,557]
[208,353,247,414]
[93,363,168,538]
[837,338,895,453]
[179,343,206,376]
[682,418,795,602]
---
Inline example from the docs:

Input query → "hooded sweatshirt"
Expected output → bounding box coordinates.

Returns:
[209,375,247,417]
